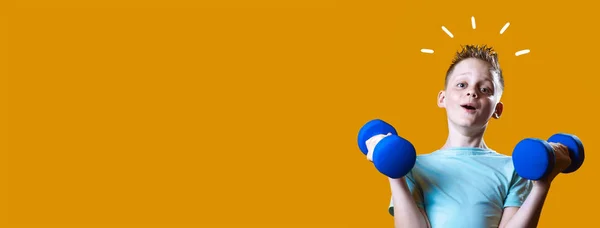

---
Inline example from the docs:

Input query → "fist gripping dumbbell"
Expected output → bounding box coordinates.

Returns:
[512,133,585,180]
[357,119,417,179]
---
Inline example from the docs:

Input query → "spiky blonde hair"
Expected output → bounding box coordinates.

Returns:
[444,44,504,91]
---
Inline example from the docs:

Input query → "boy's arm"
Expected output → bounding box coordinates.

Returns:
[498,183,550,228]
[366,134,429,227]
[499,143,571,228]
[389,177,430,228]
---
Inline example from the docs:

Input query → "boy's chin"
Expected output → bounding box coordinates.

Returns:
[451,118,488,129]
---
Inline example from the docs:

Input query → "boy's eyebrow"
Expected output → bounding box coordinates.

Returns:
[450,72,469,80]
[450,72,471,81]
[451,74,496,84]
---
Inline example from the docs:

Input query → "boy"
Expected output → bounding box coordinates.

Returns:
[365,45,572,227]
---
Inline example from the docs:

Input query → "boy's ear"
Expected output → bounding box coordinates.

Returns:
[437,90,446,108]
[493,102,504,119]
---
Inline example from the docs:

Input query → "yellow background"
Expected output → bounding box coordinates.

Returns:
[2,0,599,227]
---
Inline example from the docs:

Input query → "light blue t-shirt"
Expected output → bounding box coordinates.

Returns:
[388,147,533,228]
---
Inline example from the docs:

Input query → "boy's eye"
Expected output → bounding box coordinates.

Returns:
[457,83,466,88]
[481,88,492,93]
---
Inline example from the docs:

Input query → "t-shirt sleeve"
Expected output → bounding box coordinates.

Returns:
[504,171,533,208]
[388,171,424,216]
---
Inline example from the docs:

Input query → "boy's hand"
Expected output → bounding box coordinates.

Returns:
[365,133,392,162]
[536,142,572,186]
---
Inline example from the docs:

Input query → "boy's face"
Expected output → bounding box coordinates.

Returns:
[437,58,503,129]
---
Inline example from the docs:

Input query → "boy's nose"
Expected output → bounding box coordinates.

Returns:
[466,92,477,98]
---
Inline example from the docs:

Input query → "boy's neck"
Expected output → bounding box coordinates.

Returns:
[441,123,489,150]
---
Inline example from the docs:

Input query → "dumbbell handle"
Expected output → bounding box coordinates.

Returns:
[357,119,398,155]
[512,133,584,180]
[548,133,584,174]
[372,134,417,179]
[357,119,415,179]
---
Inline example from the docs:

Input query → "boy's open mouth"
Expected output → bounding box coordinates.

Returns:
[461,104,477,110]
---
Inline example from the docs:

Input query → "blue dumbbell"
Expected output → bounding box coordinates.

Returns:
[512,133,585,180]
[357,119,417,179]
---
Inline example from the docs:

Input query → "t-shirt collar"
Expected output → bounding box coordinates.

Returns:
[431,147,498,156]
